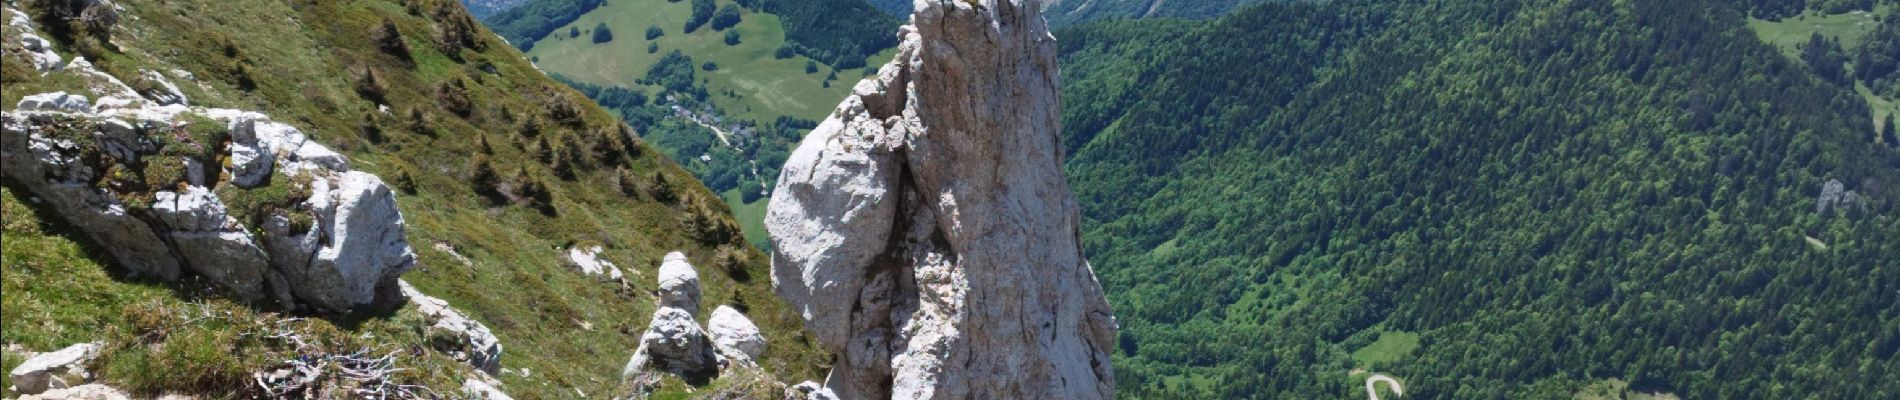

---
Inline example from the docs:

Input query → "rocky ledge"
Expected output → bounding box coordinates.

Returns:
[2,96,415,313]
[763,0,1119,398]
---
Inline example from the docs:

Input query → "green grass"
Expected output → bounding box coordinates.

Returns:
[1748,5,1898,127]
[720,188,771,249]
[527,0,892,123]
[1349,330,1420,368]
[3,0,830,396]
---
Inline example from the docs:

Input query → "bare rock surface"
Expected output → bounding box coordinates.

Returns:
[2,104,415,313]
[8,342,101,395]
[707,305,767,364]
[764,0,1117,398]
[657,251,701,315]
[622,307,718,382]
[401,280,504,375]
[17,384,130,400]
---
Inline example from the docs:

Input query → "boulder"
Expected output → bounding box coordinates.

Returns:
[150,186,276,305]
[16,93,93,114]
[622,307,718,382]
[401,280,503,375]
[657,252,700,314]
[138,70,188,106]
[8,342,100,395]
[764,0,1118,398]
[17,384,129,400]
[461,377,513,400]
[291,171,415,312]
[707,306,766,363]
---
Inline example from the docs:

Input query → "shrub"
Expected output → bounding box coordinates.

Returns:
[432,4,486,58]
[510,167,554,211]
[369,18,410,60]
[648,42,660,54]
[649,172,677,204]
[351,67,387,104]
[435,80,472,118]
[646,25,664,40]
[723,30,740,45]
[684,0,715,32]
[517,115,544,139]
[702,61,718,71]
[474,134,494,154]
[711,4,742,31]
[469,154,501,199]
[774,45,796,59]
[805,60,818,74]
[393,168,418,195]
[591,23,613,43]
[358,111,385,143]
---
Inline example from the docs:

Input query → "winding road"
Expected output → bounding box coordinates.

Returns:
[1366,374,1404,400]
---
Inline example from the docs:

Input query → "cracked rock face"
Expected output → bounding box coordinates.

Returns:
[763,0,1117,398]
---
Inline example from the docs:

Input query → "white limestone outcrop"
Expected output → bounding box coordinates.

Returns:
[763,0,1118,398]
[2,105,416,313]
[402,280,504,375]
[622,307,719,381]
[657,251,701,315]
[566,245,627,283]
[707,305,767,364]
[8,342,101,395]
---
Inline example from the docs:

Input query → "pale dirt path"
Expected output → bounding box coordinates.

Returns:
[1366,374,1403,400]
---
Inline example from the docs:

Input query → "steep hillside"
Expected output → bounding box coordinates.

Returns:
[1,0,826,397]
[514,0,899,248]
[1059,0,1899,398]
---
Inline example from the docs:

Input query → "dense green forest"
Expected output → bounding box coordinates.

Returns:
[1043,0,1263,26]
[862,0,911,17]
[482,0,604,50]
[1057,0,1900,398]
[754,0,899,69]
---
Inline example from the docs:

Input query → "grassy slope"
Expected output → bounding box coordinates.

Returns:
[1749,5,1899,130]
[528,0,888,123]
[1,0,826,397]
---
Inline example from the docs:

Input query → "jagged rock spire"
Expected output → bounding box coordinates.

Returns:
[764,0,1118,398]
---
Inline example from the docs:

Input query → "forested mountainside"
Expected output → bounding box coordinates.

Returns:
[863,0,911,17]
[459,0,532,19]
[1,0,826,397]
[1058,0,1900,398]
[1042,0,1261,26]
[487,0,900,248]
